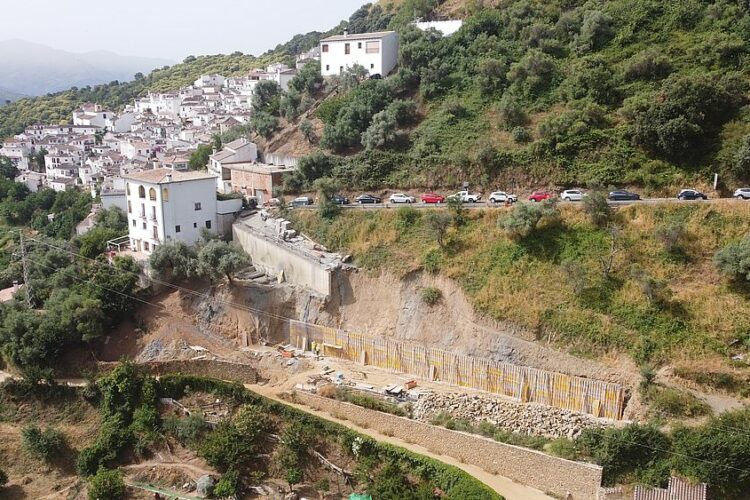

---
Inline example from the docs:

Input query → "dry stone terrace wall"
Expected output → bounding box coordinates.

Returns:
[413,392,604,439]
[98,359,259,384]
[294,390,603,499]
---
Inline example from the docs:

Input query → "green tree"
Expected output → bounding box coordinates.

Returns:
[299,119,315,143]
[582,191,611,228]
[189,144,213,171]
[313,177,341,220]
[361,108,398,150]
[501,200,559,238]
[77,227,123,258]
[87,469,125,500]
[251,111,279,138]
[0,156,17,179]
[252,80,283,115]
[196,240,249,283]
[199,421,255,471]
[149,241,197,281]
[424,212,452,248]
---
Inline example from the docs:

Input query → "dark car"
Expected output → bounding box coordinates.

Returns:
[677,189,707,200]
[608,190,641,201]
[355,194,382,204]
[332,194,350,205]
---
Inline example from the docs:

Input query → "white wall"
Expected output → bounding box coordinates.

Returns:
[320,32,398,77]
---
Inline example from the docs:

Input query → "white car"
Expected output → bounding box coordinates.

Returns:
[560,189,584,202]
[733,188,750,200]
[389,193,416,204]
[488,191,518,203]
[447,191,482,203]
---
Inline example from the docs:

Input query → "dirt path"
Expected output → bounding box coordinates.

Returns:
[247,383,554,500]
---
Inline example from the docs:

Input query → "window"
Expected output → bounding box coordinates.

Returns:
[358,42,362,49]
[138,185,145,198]
[126,183,130,195]
[175,225,181,233]
[194,202,202,211]
[132,219,136,227]
[205,220,212,229]
[151,206,156,220]
[144,241,149,251]
[152,226,158,239]
[142,222,146,229]
[325,64,330,71]
[344,43,350,55]
[370,64,374,69]
[127,201,132,213]
[365,41,380,54]
[339,66,343,73]
[162,188,169,201]
[149,187,156,201]
[322,44,328,52]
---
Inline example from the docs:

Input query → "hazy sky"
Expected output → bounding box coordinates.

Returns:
[2,0,371,61]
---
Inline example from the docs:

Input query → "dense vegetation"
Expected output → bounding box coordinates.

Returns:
[280,0,750,192]
[67,364,501,499]
[291,202,750,378]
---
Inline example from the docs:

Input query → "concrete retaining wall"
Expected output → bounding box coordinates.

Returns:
[98,360,258,384]
[294,391,603,499]
[233,222,332,296]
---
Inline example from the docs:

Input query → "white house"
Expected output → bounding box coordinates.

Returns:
[208,138,258,193]
[123,169,218,254]
[194,74,226,88]
[320,31,399,77]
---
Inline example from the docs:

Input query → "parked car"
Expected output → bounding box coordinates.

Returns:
[560,189,585,202]
[733,188,750,200]
[355,194,382,204]
[677,189,707,200]
[488,191,518,203]
[389,193,416,204]
[291,196,313,207]
[331,194,350,205]
[608,190,641,201]
[421,192,445,204]
[447,191,481,203]
[528,191,551,202]
[263,197,282,208]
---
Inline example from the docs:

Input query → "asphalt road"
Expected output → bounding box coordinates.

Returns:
[290,197,748,211]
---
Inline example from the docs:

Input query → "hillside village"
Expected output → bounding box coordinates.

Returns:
[0,1,750,499]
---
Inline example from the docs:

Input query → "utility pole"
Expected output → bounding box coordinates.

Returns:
[19,231,34,308]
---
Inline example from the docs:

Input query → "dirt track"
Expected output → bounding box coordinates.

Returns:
[248,383,555,500]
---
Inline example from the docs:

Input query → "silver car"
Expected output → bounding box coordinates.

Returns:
[733,188,750,200]
[560,189,584,201]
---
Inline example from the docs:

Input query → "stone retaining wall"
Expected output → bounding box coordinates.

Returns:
[294,391,603,499]
[98,360,258,384]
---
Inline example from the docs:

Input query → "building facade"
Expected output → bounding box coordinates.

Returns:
[320,31,399,77]
[123,169,218,254]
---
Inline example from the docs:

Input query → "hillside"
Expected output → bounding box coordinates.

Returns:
[291,202,750,396]
[0,87,24,106]
[268,0,750,193]
[0,39,172,97]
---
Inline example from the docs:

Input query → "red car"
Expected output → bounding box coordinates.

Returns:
[528,191,551,202]
[421,192,445,203]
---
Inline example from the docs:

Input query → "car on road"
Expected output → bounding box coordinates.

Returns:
[355,194,382,204]
[389,193,416,204]
[488,191,518,204]
[332,194,350,205]
[421,192,445,204]
[560,189,585,202]
[677,189,707,200]
[291,196,313,207]
[528,191,551,202]
[447,191,482,203]
[608,190,641,201]
[733,188,750,200]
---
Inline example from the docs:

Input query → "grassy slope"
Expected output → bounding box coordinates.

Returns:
[292,203,750,375]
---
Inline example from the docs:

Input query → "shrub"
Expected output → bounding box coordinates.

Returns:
[624,49,673,81]
[251,111,279,138]
[581,191,610,228]
[714,235,750,282]
[424,212,452,248]
[422,249,442,274]
[421,286,442,306]
[213,469,241,498]
[88,469,125,500]
[331,387,409,417]
[501,199,559,238]
[496,94,527,130]
[199,421,256,472]
[511,126,532,143]
[361,108,398,149]
[21,425,65,462]
[299,119,314,143]
[395,206,421,231]
[162,414,207,446]
[0,468,7,487]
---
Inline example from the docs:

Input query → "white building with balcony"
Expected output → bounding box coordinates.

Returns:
[320,31,399,77]
[123,169,218,254]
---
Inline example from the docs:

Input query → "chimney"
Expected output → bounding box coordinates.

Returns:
[165,174,172,183]
[12,280,19,293]
[343,30,348,37]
